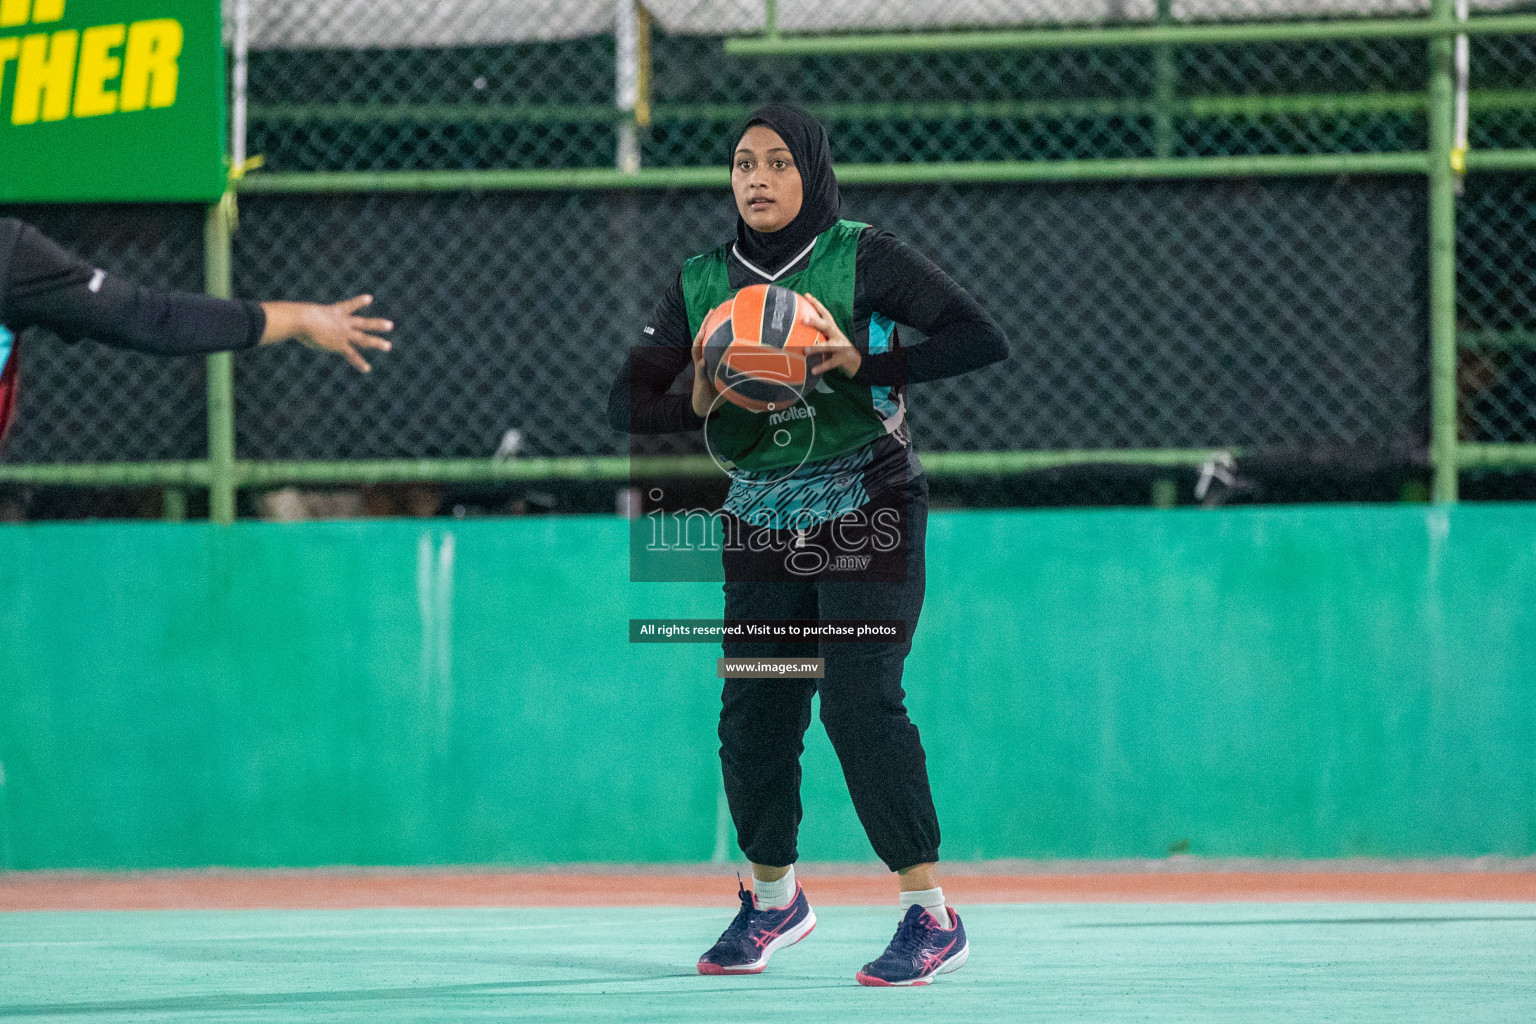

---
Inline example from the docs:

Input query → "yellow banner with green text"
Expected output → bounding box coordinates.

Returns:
[0,0,223,202]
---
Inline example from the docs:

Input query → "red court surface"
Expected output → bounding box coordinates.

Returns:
[5,863,1535,910]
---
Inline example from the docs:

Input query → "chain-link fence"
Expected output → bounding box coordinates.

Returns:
[228,178,1429,464]
[238,20,1536,173]
[3,1,1536,517]
[1459,173,1536,445]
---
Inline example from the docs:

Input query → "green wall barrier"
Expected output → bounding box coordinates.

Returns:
[1,506,1533,869]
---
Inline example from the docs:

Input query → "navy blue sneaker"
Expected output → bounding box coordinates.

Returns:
[856,904,969,986]
[697,879,817,975]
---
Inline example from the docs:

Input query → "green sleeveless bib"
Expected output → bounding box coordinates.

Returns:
[681,220,886,472]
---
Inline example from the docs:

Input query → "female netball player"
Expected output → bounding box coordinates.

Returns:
[0,217,392,440]
[608,104,1007,986]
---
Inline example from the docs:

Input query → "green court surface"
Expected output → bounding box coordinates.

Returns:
[2,903,1533,1023]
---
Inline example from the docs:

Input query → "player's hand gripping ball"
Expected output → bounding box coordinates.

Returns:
[694,284,828,413]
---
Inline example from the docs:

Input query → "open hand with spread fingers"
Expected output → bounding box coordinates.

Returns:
[259,294,394,373]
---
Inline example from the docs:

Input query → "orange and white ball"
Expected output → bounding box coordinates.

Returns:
[695,284,828,413]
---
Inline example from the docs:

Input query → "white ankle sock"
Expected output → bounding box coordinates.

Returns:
[753,866,796,909]
[900,886,953,929]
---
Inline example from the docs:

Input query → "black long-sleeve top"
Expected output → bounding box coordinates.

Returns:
[608,226,1009,434]
[0,219,265,354]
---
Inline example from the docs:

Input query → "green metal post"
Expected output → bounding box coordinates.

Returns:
[1428,0,1459,503]
[765,0,779,40]
[162,488,188,521]
[1153,0,1177,158]
[204,205,238,523]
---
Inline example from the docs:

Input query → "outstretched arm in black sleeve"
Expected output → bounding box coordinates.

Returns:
[4,221,393,372]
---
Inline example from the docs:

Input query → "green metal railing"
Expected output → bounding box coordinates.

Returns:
[3,7,1534,520]
[724,12,1536,53]
[233,148,1534,195]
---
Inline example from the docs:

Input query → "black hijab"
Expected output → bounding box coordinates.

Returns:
[733,104,842,274]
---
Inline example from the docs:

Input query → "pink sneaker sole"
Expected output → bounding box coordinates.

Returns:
[855,941,969,986]
[696,915,817,975]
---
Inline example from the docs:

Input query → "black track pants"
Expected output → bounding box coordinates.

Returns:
[717,476,939,872]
